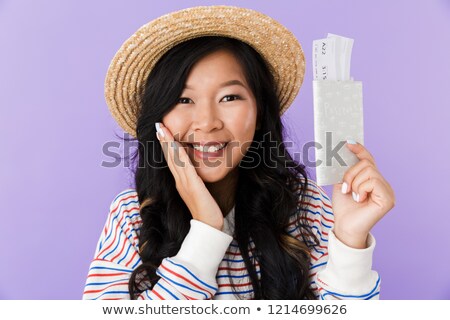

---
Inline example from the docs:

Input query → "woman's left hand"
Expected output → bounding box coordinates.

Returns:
[331,141,396,249]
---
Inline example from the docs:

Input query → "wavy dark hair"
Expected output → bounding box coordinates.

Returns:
[124,36,319,299]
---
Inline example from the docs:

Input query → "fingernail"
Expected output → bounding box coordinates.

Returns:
[352,191,359,202]
[155,122,165,137]
[347,139,357,145]
[341,182,348,194]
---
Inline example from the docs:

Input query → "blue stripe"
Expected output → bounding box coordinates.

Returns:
[229,241,255,248]
[156,282,180,300]
[156,269,208,299]
[117,242,133,265]
[215,289,254,295]
[217,270,261,279]
[128,212,140,219]
[88,266,132,273]
[113,189,137,203]
[303,206,334,217]
[92,291,129,300]
[165,258,217,292]
[145,290,153,300]
[287,222,332,238]
[311,225,329,242]
[98,238,103,252]
[309,261,327,270]
[294,226,328,243]
[321,276,381,299]
[364,291,380,300]
[310,246,325,255]
[101,200,140,252]
[102,221,127,259]
[304,240,325,255]
[306,182,331,202]
[221,256,256,263]
[131,256,142,269]
[85,278,130,287]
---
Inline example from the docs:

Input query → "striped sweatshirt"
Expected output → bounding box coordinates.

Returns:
[83,178,380,300]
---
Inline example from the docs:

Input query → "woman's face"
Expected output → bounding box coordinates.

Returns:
[162,49,258,183]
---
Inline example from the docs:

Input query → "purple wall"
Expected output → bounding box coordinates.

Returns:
[1,0,449,299]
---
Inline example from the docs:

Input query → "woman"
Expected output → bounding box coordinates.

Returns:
[83,5,395,300]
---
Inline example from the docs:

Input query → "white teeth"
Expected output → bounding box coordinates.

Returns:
[192,143,226,152]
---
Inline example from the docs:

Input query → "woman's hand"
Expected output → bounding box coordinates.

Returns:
[155,122,224,230]
[331,141,396,249]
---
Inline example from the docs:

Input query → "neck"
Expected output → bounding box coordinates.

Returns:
[205,167,238,217]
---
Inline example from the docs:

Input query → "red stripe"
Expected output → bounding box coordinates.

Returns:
[310,252,328,261]
[131,218,142,224]
[152,290,165,300]
[295,186,329,198]
[83,282,129,294]
[218,265,257,272]
[110,228,131,261]
[97,207,139,258]
[110,195,139,214]
[88,272,128,278]
[159,263,213,297]
[125,250,139,267]
[96,215,126,258]
[300,202,334,218]
[219,282,252,288]
[288,217,333,230]
[103,194,138,235]
[225,249,256,256]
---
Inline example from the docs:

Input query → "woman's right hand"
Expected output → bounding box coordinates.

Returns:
[155,122,224,230]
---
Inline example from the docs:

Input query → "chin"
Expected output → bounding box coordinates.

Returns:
[195,166,230,183]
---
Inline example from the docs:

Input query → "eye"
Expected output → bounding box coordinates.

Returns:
[221,95,242,102]
[178,97,192,104]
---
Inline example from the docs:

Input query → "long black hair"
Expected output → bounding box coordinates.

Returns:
[125,36,319,299]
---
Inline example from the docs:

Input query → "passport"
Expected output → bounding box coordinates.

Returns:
[312,34,364,186]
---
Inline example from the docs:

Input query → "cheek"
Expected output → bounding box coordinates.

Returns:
[162,111,187,138]
[230,107,257,140]
[226,108,257,158]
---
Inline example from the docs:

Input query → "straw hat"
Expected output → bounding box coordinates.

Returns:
[105,5,305,138]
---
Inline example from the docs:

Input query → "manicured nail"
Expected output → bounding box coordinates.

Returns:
[341,182,348,194]
[347,139,357,145]
[155,122,165,137]
[352,191,359,202]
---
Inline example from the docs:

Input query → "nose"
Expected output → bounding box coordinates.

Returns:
[191,103,224,132]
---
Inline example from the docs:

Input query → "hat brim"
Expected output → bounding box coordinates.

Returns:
[105,5,305,137]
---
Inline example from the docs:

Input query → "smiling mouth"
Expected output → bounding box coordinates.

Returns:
[187,142,229,153]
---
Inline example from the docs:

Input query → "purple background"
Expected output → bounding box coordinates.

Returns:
[1,0,449,299]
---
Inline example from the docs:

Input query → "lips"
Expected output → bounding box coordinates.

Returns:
[190,141,228,146]
[188,142,228,153]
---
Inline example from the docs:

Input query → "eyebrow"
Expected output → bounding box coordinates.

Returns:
[184,79,247,90]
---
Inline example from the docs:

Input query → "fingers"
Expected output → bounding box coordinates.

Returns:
[156,122,196,185]
[356,177,394,212]
[341,158,379,196]
[340,141,393,203]
[346,140,377,168]
[340,141,393,205]
[349,166,389,203]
